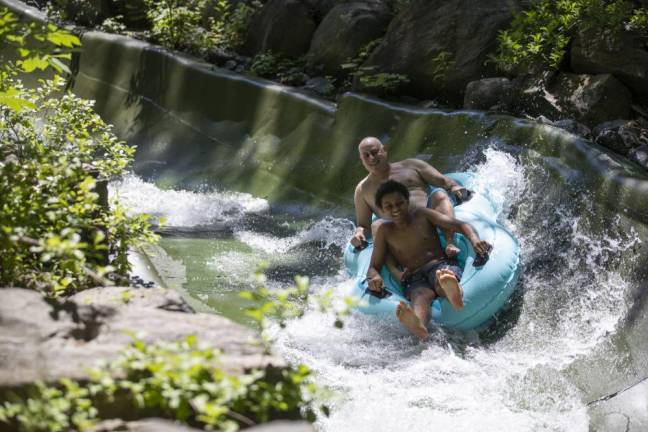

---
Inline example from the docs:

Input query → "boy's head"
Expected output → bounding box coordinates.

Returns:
[375,180,409,209]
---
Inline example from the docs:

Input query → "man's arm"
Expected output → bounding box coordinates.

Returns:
[351,183,373,247]
[420,208,491,255]
[408,159,464,198]
[366,224,388,292]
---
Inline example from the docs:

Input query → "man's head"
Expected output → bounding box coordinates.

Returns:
[358,137,387,172]
[375,180,410,220]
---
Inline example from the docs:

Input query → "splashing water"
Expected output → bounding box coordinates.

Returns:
[109,174,269,226]
[272,147,638,432]
[114,146,640,431]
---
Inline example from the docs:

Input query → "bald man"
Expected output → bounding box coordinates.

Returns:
[351,137,469,277]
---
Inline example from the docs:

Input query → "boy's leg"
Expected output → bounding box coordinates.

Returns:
[434,268,464,310]
[396,287,436,339]
[429,191,459,257]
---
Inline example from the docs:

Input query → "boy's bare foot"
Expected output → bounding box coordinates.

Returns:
[396,301,429,339]
[437,269,464,310]
[445,243,460,258]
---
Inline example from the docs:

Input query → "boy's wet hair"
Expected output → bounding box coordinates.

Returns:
[375,180,409,209]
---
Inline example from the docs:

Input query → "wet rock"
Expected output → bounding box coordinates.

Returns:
[463,77,514,111]
[362,0,519,104]
[245,421,316,432]
[303,76,335,96]
[593,119,648,156]
[87,418,315,432]
[305,0,339,22]
[552,119,592,139]
[307,1,392,76]
[511,73,563,120]
[88,418,200,432]
[550,73,632,127]
[242,0,317,58]
[0,287,285,389]
[224,59,237,70]
[571,26,648,106]
[630,145,648,170]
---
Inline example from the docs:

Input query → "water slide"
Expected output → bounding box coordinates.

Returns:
[4,1,648,429]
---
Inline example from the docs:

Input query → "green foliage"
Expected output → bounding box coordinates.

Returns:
[0,8,80,77]
[0,76,155,295]
[340,38,410,94]
[240,268,358,334]
[143,0,258,54]
[491,0,648,73]
[0,336,325,431]
[0,11,155,295]
[144,0,209,53]
[0,379,97,432]
[248,52,308,85]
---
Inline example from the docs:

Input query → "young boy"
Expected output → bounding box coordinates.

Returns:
[366,180,492,339]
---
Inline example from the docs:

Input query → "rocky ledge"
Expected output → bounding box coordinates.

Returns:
[0,286,314,431]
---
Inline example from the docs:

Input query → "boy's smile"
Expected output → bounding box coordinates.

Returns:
[380,192,409,223]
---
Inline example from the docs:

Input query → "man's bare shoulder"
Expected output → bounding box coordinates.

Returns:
[356,175,379,193]
[399,158,430,169]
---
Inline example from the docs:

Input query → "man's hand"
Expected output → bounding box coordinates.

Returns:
[367,274,384,292]
[473,240,492,256]
[450,185,472,204]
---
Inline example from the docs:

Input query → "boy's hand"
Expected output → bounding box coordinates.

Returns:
[367,274,384,292]
[351,229,368,248]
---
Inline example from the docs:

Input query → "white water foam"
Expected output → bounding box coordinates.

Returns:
[271,147,636,432]
[111,147,638,431]
[109,174,269,226]
[235,216,355,255]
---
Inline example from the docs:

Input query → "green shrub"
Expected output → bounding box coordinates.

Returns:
[0,9,155,296]
[0,76,156,295]
[0,335,324,431]
[491,0,648,73]
[341,39,410,94]
[143,0,258,54]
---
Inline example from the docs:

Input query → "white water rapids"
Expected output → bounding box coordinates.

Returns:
[111,147,640,432]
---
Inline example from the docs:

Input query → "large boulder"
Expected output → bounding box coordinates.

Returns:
[571,26,648,106]
[307,1,392,76]
[0,287,284,389]
[463,77,514,111]
[242,0,317,57]
[361,0,520,104]
[510,73,633,127]
[593,119,648,157]
[510,73,564,119]
[550,73,633,127]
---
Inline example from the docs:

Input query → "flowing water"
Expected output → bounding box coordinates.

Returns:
[111,145,641,431]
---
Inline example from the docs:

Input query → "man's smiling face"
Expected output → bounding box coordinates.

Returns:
[358,139,387,172]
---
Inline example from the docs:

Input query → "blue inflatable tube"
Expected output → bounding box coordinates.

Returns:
[343,173,520,331]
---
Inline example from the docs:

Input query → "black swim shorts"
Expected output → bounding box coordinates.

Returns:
[402,258,463,300]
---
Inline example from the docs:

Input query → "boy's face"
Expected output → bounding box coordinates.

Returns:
[380,191,409,222]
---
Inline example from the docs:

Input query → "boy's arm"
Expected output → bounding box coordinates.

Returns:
[421,208,491,255]
[367,224,388,292]
[351,184,372,247]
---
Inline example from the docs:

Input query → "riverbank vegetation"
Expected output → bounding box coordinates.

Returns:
[1,10,340,431]
[491,0,648,73]
[0,8,155,296]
